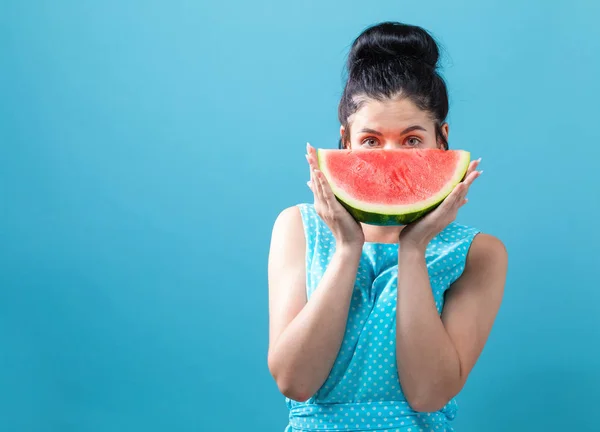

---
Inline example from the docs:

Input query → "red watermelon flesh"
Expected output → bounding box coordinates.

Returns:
[316,148,470,225]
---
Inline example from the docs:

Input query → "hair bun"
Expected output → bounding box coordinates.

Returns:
[348,22,439,71]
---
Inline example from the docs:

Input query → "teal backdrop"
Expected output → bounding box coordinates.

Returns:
[2,1,599,431]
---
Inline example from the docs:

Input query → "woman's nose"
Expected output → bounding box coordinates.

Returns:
[383,141,403,150]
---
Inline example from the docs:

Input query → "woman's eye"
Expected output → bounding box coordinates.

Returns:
[361,138,379,147]
[405,137,421,147]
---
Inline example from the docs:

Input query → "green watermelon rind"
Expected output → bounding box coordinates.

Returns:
[316,149,471,226]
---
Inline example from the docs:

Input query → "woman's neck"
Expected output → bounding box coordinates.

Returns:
[361,223,405,244]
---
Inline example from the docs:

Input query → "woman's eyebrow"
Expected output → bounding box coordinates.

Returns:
[359,125,427,136]
[359,128,383,136]
[399,125,427,135]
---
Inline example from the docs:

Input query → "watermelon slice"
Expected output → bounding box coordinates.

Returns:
[316,148,471,226]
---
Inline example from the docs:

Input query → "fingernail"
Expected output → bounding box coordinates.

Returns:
[307,181,312,188]
[477,157,482,163]
[479,170,484,175]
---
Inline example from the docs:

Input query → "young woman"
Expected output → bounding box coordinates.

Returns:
[267,21,507,432]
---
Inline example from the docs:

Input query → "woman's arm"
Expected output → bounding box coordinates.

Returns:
[395,233,507,412]
[267,206,362,402]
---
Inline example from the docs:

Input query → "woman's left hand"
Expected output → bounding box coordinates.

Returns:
[399,158,482,250]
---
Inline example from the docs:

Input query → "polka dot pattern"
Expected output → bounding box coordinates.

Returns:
[288,401,453,432]
[284,203,480,432]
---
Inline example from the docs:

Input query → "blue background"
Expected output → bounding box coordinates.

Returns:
[2,1,599,431]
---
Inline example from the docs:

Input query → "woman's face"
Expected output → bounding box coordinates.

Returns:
[342,96,448,150]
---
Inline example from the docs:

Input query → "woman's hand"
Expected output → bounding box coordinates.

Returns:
[306,143,365,248]
[399,158,482,251]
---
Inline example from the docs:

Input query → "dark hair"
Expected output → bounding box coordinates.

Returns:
[338,22,449,149]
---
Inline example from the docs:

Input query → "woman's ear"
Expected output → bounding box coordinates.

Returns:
[340,125,348,149]
[439,122,449,149]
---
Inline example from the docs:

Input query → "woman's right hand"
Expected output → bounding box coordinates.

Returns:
[306,143,365,248]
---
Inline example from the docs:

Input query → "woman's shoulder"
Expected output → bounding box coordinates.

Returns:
[435,222,507,291]
[445,229,508,307]
[441,221,506,257]
[272,203,315,226]
[436,221,479,245]
[271,203,320,239]
[272,204,303,231]
[468,232,508,265]
[447,221,507,277]
[269,205,307,256]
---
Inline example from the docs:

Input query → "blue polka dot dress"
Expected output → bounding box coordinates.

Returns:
[283,203,480,432]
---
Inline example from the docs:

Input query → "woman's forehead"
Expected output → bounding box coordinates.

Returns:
[350,98,434,132]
